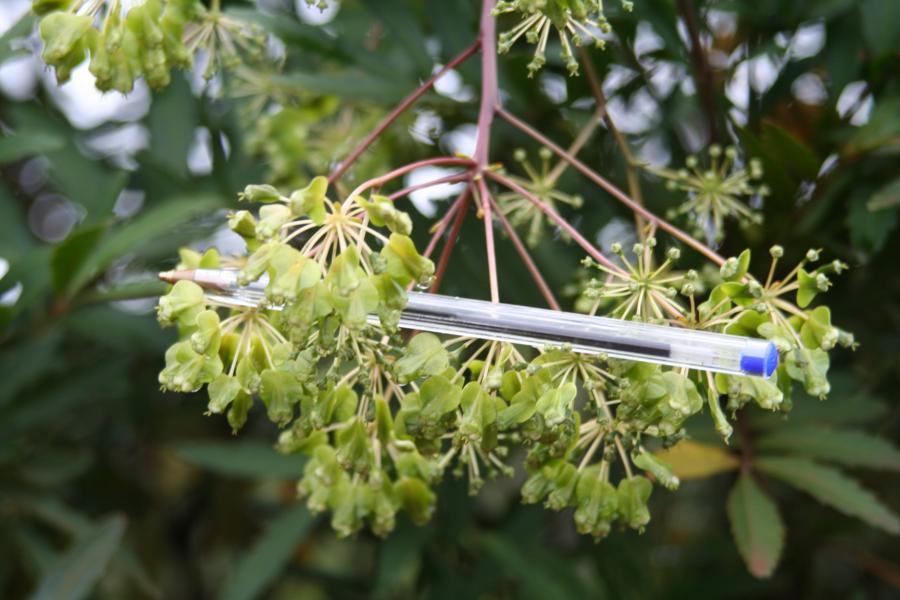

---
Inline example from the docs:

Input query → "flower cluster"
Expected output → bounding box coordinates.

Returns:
[493,0,634,76]
[650,145,768,244]
[157,178,850,540]
[496,148,583,247]
[33,0,265,91]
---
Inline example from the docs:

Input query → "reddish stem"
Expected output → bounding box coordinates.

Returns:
[496,107,727,266]
[477,178,500,302]
[474,0,498,169]
[423,185,470,259]
[388,171,472,201]
[487,171,621,272]
[328,40,481,184]
[430,186,472,293]
[346,157,475,202]
[488,194,561,310]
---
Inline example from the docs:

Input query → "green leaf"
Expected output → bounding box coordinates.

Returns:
[847,194,898,254]
[0,131,65,163]
[62,195,222,297]
[0,12,36,63]
[32,514,126,600]
[273,70,410,104]
[50,224,108,294]
[219,505,315,600]
[727,472,784,578]
[176,440,307,478]
[868,176,900,211]
[860,0,900,57]
[756,456,900,534]
[361,0,432,76]
[471,532,584,600]
[757,426,900,471]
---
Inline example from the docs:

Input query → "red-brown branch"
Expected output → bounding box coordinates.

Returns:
[328,40,481,184]
[430,186,472,293]
[388,171,472,201]
[423,185,470,259]
[496,106,727,266]
[488,193,561,310]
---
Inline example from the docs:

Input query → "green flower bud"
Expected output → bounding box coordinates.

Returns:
[240,184,282,203]
[574,466,618,538]
[289,176,328,224]
[769,245,784,258]
[381,233,435,286]
[632,450,679,490]
[207,373,243,414]
[159,340,223,393]
[395,476,436,525]
[157,280,206,327]
[259,368,302,426]
[616,475,652,530]
[189,309,222,355]
[256,204,293,240]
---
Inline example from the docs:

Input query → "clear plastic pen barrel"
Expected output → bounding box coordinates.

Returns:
[192,269,777,378]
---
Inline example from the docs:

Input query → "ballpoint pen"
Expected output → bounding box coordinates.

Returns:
[158,268,779,378]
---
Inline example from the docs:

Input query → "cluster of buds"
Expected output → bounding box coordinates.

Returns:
[33,0,266,91]
[156,173,851,540]
[493,0,634,76]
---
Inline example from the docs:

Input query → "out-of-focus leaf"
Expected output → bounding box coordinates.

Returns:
[844,97,900,155]
[360,0,432,75]
[847,194,898,254]
[0,12,36,63]
[51,224,108,295]
[219,505,314,600]
[0,131,65,163]
[471,532,585,600]
[0,183,32,259]
[860,0,900,57]
[62,196,222,298]
[144,76,197,179]
[654,440,740,480]
[176,440,306,478]
[273,71,411,104]
[374,521,430,598]
[64,305,171,353]
[756,456,900,534]
[867,176,900,211]
[0,332,60,406]
[727,472,784,578]
[757,426,900,471]
[31,514,126,600]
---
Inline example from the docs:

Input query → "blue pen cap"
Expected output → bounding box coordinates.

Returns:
[739,341,779,377]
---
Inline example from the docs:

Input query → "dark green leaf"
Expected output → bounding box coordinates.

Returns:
[176,440,307,478]
[31,514,126,600]
[756,456,900,534]
[62,195,222,298]
[860,0,900,57]
[219,505,314,600]
[727,472,785,578]
[273,71,411,104]
[0,131,65,163]
[757,426,900,471]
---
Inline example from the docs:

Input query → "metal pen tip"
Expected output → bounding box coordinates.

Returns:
[158,270,196,284]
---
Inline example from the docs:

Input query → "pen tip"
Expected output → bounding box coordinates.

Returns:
[158,270,195,284]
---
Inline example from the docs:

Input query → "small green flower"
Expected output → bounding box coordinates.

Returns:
[496,148,583,247]
[651,145,768,243]
[493,0,634,76]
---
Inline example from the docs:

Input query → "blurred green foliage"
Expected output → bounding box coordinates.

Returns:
[1,0,899,597]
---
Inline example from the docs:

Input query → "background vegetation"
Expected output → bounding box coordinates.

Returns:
[1,0,899,597]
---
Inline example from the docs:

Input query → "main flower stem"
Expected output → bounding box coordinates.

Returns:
[475,0,500,303]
